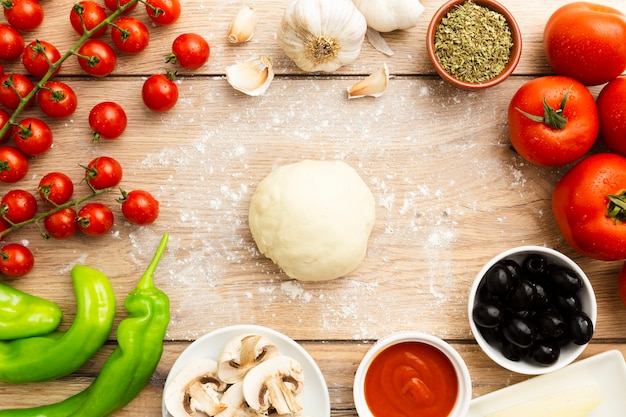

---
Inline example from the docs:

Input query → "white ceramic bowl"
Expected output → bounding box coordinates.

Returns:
[468,246,597,375]
[353,332,472,417]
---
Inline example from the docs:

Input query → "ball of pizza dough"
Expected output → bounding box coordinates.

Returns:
[249,160,375,281]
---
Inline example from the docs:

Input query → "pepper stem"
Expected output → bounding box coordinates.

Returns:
[137,234,169,290]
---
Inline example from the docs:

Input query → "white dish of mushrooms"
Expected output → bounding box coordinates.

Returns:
[162,324,330,417]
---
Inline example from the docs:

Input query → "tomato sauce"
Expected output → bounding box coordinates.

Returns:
[363,341,458,417]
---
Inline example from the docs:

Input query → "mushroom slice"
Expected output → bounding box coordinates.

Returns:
[242,355,305,415]
[215,382,264,417]
[164,358,228,417]
[217,334,280,383]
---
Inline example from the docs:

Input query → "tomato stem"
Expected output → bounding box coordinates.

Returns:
[515,86,572,130]
[607,192,626,223]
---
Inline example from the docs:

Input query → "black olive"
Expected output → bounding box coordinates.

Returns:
[501,340,527,362]
[477,280,501,304]
[499,259,522,283]
[530,339,560,365]
[507,279,536,311]
[484,264,515,296]
[503,317,536,348]
[479,325,503,345]
[535,310,567,339]
[554,293,582,316]
[473,303,503,328]
[547,267,583,295]
[532,282,551,310]
[522,254,550,280]
[569,312,594,345]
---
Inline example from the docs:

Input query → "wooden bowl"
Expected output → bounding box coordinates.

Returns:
[426,0,522,90]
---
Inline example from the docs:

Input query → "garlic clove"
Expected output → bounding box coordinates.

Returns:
[366,27,394,56]
[347,63,389,99]
[225,56,274,96]
[228,5,257,44]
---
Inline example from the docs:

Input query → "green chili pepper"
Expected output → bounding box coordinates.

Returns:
[0,265,116,384]
[0,234,171,417]
[0,282,62,340]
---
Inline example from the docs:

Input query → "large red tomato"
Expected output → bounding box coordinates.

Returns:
[552,153,626,261]
[508,76,598,167]
[597,76,626,157]
[544,3,626,86]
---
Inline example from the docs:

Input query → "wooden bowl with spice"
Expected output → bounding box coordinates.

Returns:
[426,0,522,90]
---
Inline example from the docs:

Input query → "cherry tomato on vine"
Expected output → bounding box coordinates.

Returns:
[89,101,127,141]
[11,118,53,157]
[84,156,123,190]
[77,40,117,77]
[38,172,74,205]
[2,0,44,31]
[111,16,150,54]
[36,81,78,119]
[0,73,34,110]
[44,207,78,240]
[0,243,34,278]
[0,146,28,183]
[145,0,181,25]
[168,33,210,70]
[0,108,10,142]
[70,1,108,38]
[104,0,137,13]
[0,24,24,61]
[77,203,114,236]
[119,189,159,225]
[142,72,178,112]
[1,189,37,224]
[21,40,61,79]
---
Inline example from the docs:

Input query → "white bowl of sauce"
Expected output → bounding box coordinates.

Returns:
[353,332,472,417]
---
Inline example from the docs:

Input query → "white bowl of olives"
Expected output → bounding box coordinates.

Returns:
[468,246,597,375]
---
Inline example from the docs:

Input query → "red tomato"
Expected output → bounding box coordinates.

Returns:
[104,0,137,13]
[36,81,78,119]
[76,40,117,77]
[618,262,626,308]
[552,153,626,261]
[0,108,10,142]
[544,3,626,86]
[0,243,34,277]
[11,118,53,157]
[84,156,123,190]
[120,189,159,225]
[3,0,44,31]
[89,101,127,140]
[21,40,61,79]
[111,16,150,54]
[0,24,24,61]
[168,33,210,70]
[0,146,28,183]
[0,73,34,110]
[1,189,37,224]
[38,172,74,205]
[508,76,598,167]
[70,1,108,38]
[142,73,178,112]
[44,207,78,240]
[597,77,626,157]
[145,0,181,25]
[77,203,114,236]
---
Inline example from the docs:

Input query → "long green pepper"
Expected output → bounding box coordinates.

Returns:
[0,234,171,417]
[0,283,62,340]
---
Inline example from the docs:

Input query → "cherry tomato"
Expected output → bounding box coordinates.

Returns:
[70,1,108,38]
[168,33,210,70]
[120,189,159,225]
[36,81,78,119]
[77,40,117,77]
[38,172,74,205]
[111,16,150,54]
[104,0,137,13]
[84,156,123,190]
[11,118,53,157]
[0,146,28,183]
[552,153,626,261]
[508,76,598,167]
[145,0,181,25]
[77,203,114,236]
[21,40,61,79]
[89,101,127,140]
[0,108,10,142]
[3,0,44,31]
[597,76,626,157]
[0,73,34,110]
[0,24,24,61]
[0,243,34,278]
[142,72,178,112]
[544,3,626,86]
[44,207,78,240]
[1,189,37,224]
[618,262,626,308]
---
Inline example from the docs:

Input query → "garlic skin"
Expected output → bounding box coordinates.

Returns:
[278,0,367,73]
[352,0,425,32]
[347,63,389,99]
[228,5,257,44]
[225,56,274,96]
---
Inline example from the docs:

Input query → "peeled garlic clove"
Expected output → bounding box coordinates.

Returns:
[225,56,274,96]
[228,5,257,44]
[347,63,389,99]
[353,0,425,32]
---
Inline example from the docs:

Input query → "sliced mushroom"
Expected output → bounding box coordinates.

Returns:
[217,334,279,383]
[215,382,264,417]
[164,358,228,417]
[242,355,305,415]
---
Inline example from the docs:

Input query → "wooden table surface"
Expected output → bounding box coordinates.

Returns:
[1,0,626,415]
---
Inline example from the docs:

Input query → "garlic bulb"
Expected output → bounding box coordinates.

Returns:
[353,0,425,32]
[225,56,274,96]
[278,0,367,73]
